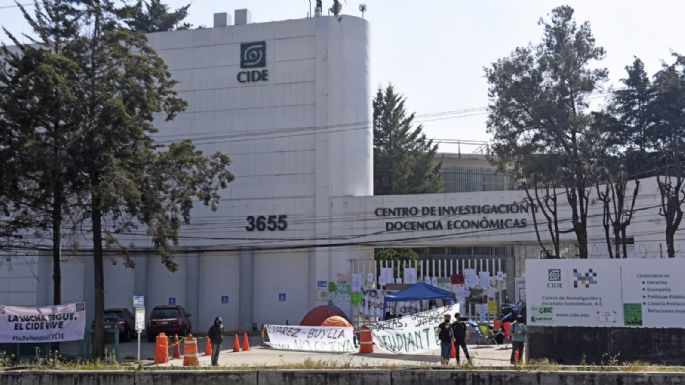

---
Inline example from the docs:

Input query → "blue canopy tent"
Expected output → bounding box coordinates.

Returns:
[382,282,457,316]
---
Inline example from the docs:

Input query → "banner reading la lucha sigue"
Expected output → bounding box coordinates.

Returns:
[0,302,86,343]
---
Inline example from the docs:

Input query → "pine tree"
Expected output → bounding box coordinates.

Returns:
[650,54,685,257]
[372,85,441,265]
[486,6,608,258]
[67,0,233,357]
[373,85,442,195]
[0,0,83,312]
[3,0,233,358]
[123,0,191,32]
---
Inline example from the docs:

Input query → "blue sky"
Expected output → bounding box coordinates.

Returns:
[2,0,685,153]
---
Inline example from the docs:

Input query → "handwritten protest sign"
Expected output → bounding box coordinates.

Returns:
[368,304,460,354]
[264,325,355,352]
[0,302,86,343]
[360,288,384,317]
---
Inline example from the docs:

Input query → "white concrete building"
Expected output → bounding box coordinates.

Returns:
[0,10,678,333]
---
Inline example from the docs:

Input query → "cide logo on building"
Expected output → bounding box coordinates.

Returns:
[238,41,268,83]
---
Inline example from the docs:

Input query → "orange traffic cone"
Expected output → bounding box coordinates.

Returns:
[450,339,456,359]
[205,336,212,356]
[173,334,180,359]
[242,332,250,351]
[233,334,240,352]
[514,349,520,363]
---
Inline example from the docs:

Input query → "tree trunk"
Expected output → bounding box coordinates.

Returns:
[666,225,676,258]
[51,186,62,353]
[92,193,105,359]
[613,226,621,259]
[576,226,588,258]
[51,116,63,353]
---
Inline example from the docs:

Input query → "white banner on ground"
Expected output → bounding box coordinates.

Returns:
[0,302,86,343]
[369,304,460,354]
[526,259,685,328]
[264,325,355,352]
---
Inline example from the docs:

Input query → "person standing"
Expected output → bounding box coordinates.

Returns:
[437,313,453,365]
[207,317,224,366]
[510,314,526,364]
[451,313,471,364]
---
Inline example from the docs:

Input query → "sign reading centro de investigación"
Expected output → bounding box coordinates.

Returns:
[526,259,685,328]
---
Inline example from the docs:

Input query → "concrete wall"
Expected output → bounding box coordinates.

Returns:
[529,326,685,364]
[253,249,309,326]
[1,370,684,385]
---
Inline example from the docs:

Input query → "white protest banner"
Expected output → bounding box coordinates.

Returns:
[264,325,355,352]
[369,303,460,354]
[0,302,86,343]
[526,259,685,328]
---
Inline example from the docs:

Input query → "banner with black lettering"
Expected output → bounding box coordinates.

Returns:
[0,302,86,343]
[369,304,460,353]
[264,325,355,352]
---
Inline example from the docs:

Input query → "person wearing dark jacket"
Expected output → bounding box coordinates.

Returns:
[451,313,471,364]
[437,314,453,365]
[207,317,224,366]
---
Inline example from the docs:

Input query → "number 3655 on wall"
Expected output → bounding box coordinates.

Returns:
[245,215,288,231]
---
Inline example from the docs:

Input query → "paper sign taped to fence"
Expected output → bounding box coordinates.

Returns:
[264,325,355,352]
[369,304,460,354]
[0,302,86,343]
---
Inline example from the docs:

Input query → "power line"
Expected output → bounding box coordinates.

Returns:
[0,3,33,10]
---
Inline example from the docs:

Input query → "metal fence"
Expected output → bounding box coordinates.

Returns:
[349,257,507,328]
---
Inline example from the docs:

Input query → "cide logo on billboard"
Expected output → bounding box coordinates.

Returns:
[546,268,562,288]
[238,41,268,83]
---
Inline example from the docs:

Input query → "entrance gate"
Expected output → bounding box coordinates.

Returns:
[349,257,508,328]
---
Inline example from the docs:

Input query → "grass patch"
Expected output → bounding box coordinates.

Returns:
[1,349,684,372]
[520,357,685,373]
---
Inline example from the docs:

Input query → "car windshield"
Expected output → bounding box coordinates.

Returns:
[151,308,179,319]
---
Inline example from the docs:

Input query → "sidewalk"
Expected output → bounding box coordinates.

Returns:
[60,337,513,368]
[156,342,512,368]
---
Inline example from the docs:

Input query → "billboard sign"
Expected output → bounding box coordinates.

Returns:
[526,259,685,328]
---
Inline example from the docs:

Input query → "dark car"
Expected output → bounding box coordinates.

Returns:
[92,308,136,342]
[500,301,526,323]
[146,305,192,342]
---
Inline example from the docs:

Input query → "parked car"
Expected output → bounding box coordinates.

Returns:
[91,308,136,342]
[146,305,192,342]
[500,301,526,323]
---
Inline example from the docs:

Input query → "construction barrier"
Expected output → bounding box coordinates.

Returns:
[182,334,199,367]
[154,333,169,364]
[359,325,373,353]
[242,333,250,351]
